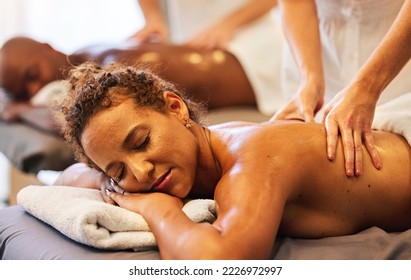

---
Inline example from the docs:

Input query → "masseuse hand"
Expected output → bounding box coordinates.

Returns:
[271,80,324,122]
[185,23,234,50]
[322,86,382,177]
[128,18,169,43]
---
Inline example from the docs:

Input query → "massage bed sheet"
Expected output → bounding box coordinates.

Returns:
[2,205,411,259]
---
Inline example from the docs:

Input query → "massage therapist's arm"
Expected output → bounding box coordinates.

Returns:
[272,0,324,122]
[322,0,411,176]
[186,0,278,50]
[130,0,169,42]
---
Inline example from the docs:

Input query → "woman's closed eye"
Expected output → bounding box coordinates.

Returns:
[134,133,151,150]
[112,166,126,184]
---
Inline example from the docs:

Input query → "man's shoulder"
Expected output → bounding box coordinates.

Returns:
[73,41,144,61]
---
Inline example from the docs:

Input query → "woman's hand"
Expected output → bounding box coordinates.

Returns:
[105,189,184,215]
[128,0,169,44]
[185,0,277,50]
[322,86,382,176]
[271,80,324,122]
[128,20,169,43]
[185,23,234,50]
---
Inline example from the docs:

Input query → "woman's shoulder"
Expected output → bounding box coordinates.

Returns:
[211,120,326,162]
[209,119,320,131]
[210,120,325,142]
[214,121,326,196]
[252,121,325,149]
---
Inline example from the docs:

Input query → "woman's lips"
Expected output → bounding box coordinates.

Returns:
[151,169,172,192]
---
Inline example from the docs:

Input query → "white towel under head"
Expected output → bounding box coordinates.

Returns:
[17,185,216,251]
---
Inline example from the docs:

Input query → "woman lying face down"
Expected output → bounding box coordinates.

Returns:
[58,63,411,259]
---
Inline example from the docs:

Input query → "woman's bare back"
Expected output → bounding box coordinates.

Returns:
[212,121,411,239]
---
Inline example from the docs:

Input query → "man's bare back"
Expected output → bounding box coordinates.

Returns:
[72,42,256,108]
[210,121,411,240]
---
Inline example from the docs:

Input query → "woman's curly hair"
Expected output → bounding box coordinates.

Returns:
[58,62,206,169]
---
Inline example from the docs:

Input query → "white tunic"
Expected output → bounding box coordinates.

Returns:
[282,0,411,107]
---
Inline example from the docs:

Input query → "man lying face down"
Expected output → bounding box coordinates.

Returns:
[54,62,411,259]
[0,36,259,133]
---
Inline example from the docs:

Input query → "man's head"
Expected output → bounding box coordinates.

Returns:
[0,36,69,101]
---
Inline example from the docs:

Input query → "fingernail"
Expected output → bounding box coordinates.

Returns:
[105,189,112,196]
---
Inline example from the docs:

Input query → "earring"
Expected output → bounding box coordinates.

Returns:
[185,119,192,129]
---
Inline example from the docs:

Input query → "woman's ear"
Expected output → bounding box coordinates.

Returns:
[162,91,190,121]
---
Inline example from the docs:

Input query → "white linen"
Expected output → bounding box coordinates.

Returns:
[282,0,411,106]
[17,185,216,251]
[373,92,411,145]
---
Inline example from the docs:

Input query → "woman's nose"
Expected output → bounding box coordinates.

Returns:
[129,159,154,184]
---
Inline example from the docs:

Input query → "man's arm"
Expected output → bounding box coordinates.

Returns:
[1,102,60,135]
[19,105,61,134]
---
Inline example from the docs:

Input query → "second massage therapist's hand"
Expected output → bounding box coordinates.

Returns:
[128,16,169,43]
[129,24,169,43]
[322,86,382,177]
[185,23,234,50]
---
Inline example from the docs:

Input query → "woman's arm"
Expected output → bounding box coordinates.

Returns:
[54,162,121,204]
[186,0,278,50]
[107,168,286,259]
[272,0,324,122]
[129,0,169,42]
[54,163,106,188]
[322,0,411,176]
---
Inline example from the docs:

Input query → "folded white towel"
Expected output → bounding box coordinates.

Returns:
[373,92,411,145]
[17,185,216,251]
